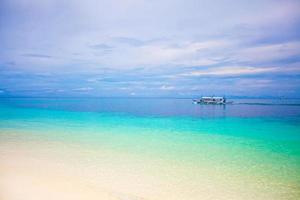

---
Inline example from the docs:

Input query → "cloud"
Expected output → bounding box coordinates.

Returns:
[183,66,278,77]
[236,79,273,88]
[72,87,93,91]
[160,85,175,90]
[113,37,145,46]
[0,0,300,97]
[21,53,53,59]
[235,41,300,63]
[89,44,113,50]
[96,39,231,68]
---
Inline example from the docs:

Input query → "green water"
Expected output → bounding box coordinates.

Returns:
[0,101,300,199]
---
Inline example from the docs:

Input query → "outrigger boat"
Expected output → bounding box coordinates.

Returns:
[193,96,228,105]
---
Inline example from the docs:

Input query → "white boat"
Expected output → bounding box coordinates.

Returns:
[193,96,227,105]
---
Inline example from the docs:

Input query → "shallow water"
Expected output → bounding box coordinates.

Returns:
[0,98,300,199]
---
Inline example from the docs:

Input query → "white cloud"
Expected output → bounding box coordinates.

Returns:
[72,87,93,91]
[236,41,300,63]
[94,39,231,68]
[1,0,300,97]
[184,66,278,76]
[160,85,175,90]
[236,79,273,88]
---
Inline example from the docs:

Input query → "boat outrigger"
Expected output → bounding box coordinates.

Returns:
[193,96,227,105]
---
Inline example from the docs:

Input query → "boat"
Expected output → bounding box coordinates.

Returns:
[193,96,227,105]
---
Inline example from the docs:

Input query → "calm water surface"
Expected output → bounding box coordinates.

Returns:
[0,97,300,199]
[1,97,300,117]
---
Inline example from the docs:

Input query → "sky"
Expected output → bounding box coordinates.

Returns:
[0,0,300,97]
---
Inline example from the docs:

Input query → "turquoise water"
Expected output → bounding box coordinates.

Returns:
[1,98,300,199]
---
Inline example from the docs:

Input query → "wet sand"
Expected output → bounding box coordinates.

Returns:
[1,131,299,200]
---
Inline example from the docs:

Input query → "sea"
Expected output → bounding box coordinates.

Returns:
[0,97,300,200]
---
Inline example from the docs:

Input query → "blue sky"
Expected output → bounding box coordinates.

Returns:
[0,0,300,97]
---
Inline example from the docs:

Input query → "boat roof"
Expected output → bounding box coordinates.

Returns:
[202,96,224,99]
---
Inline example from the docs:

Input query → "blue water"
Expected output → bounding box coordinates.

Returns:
[1,97,300,117]
[0,97,300,199]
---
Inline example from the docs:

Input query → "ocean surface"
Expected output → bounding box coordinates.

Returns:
[0,97,300,200]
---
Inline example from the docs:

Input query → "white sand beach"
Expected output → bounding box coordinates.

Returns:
[1,131,299,200]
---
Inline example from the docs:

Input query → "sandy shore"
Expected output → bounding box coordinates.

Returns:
[1,132,299,200]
